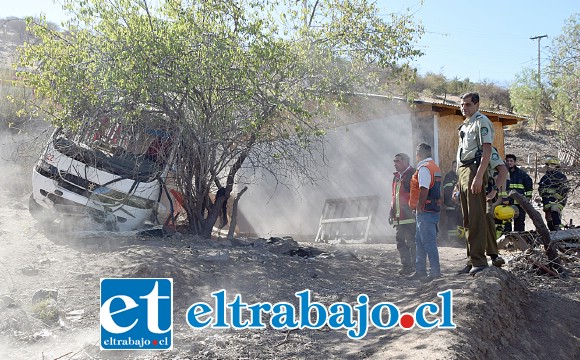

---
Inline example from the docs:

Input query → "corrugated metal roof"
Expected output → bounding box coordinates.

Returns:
[415,96,525,119]
[358,93,527,123]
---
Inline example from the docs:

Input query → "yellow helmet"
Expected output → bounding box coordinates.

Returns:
[494,205,518,221]
[545,156,560,166]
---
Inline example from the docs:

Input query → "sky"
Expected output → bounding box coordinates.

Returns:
[1,0,579,86]
[378,0,580,86]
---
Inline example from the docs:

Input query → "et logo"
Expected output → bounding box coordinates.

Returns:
[100,278,173,350]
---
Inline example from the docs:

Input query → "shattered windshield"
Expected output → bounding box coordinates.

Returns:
[53,119,173,182]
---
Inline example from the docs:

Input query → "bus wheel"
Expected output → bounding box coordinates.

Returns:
[28,194,53,225]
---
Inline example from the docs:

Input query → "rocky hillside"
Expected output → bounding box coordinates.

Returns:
[504,127,561,166]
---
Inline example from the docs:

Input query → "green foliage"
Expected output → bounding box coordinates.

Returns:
[0,67,35,132]
[548,14,580,130]
[17,0,423,236]
[447,76,472,97]
[421,72,447,96]
[547,13,580,169]
[509,67,547,130]
[1,17,60,133]
[30,298,59,323]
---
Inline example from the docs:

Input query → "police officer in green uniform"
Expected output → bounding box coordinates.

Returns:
[456,92,496,275]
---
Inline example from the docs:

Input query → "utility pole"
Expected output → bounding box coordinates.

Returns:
[530,34,548,85]
[529,34,548,132]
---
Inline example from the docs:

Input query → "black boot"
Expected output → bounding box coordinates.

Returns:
[490,254,505,267]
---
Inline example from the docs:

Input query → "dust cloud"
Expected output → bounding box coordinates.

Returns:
[1,101,420,243]
[236,100,417,242]
[0,126,50,196]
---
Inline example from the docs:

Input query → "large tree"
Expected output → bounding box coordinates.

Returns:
[17,0,422,237]
[509,67,548,131]
[548,14,580,146]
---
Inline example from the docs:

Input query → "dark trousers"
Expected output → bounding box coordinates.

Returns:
[546,210,562,231]
[395,223,416,270]
[440,208,461,241]
[504,204,525,232]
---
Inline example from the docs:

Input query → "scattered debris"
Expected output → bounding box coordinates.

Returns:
[20,266,39,276]
[0,295,16,310]
[199,250,230,262]
[65,309,85,322]
[498,192,579,278]
[264,236,301,255]
[31,289,58,304]
[31,329,52,340]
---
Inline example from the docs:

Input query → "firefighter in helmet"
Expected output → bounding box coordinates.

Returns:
[504,154,533,232]
[538,156,569,231]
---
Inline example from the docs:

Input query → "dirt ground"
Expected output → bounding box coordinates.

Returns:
[0,129,579,360]
[0,187,579,360]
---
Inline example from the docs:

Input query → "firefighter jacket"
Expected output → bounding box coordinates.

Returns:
[390,166,415,225]
[539,169,569,211]
[507,166,533,203]
[409,159,442,212]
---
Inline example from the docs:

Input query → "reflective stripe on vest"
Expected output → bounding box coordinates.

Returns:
[396,218,415,225]
[395,181,401,218]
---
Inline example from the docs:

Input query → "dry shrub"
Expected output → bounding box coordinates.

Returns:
[30,298,59,323]
[510,119,529,136]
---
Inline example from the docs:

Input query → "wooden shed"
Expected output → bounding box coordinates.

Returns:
[333,94,526,175]
[236,94,526,241]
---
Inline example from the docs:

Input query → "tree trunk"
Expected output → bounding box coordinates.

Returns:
[228,186,248,240]
[508,192,566,275]
[202,189,229,238]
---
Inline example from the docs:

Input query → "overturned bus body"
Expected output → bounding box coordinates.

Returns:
[29,120,182,231]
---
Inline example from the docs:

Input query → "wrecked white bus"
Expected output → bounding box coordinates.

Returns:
[29,119,183,231]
